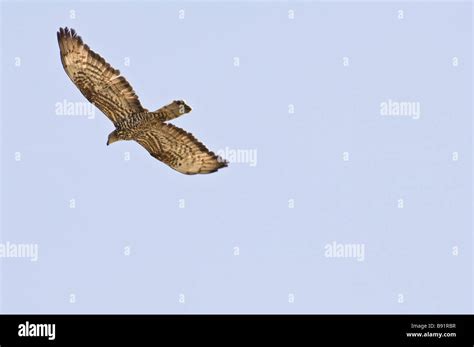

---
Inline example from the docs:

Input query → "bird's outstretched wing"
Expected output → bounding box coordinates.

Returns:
[57,27,146,125]
[134,123,228,175]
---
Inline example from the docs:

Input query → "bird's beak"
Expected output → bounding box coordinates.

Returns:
[106,140,109,146]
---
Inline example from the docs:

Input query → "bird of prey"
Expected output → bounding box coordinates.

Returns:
[57,27,227,175]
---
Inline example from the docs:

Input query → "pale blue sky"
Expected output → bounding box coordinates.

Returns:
[0,0,472,313]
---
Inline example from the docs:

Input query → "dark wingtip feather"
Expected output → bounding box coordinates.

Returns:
[218,158,229,167]
[214,157,229,172]
[57,27,78,39]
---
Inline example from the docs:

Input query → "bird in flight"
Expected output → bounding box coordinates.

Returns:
[57,27,227,175]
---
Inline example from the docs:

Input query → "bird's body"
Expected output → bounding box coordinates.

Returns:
[57,27,227,175]
[114,112,161,140]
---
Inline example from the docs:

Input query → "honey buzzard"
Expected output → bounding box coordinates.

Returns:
[57,27,227,175]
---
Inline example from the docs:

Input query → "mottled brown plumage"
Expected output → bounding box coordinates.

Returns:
[57,27,227,175]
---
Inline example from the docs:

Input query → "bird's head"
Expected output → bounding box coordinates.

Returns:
[107,130,120,146]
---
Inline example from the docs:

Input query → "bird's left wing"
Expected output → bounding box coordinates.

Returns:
[134,123,228,175]
[57,27,146,125]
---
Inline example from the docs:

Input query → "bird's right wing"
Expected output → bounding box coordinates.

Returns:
[134,123,228,175]
[57,27,146,125]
